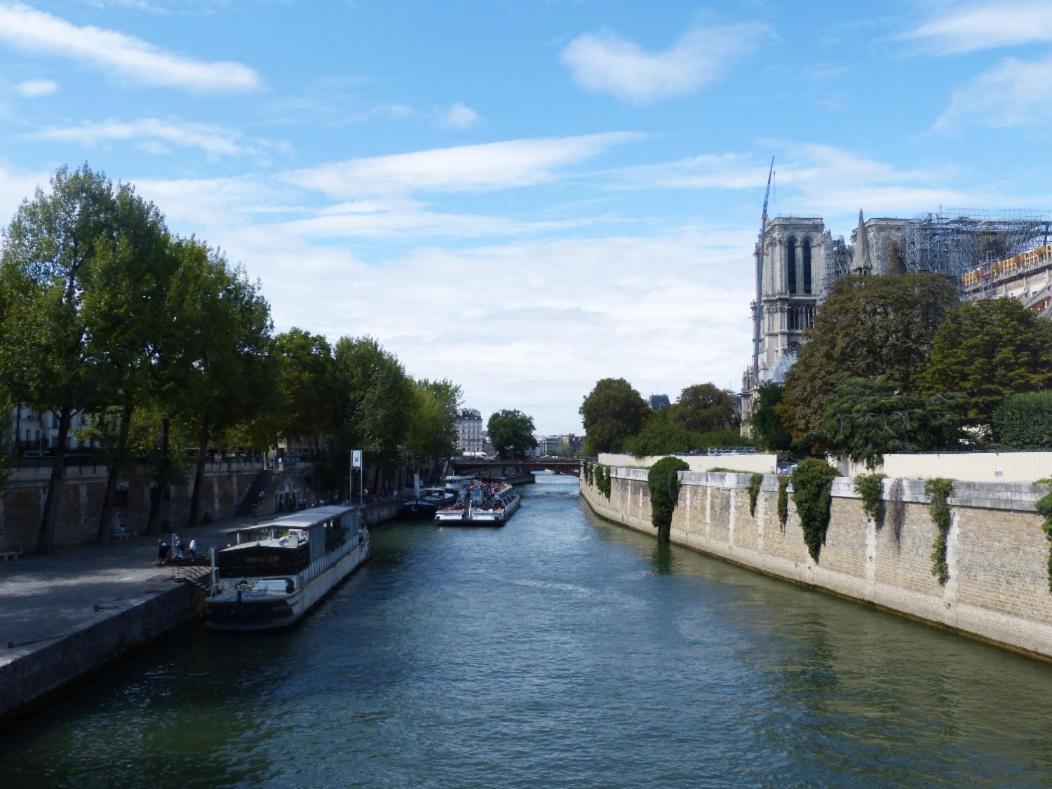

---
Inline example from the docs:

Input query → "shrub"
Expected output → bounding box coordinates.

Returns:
[1035,478,1052,592]
[647,457,689,542]
[748,473,763,517]
[777,475,790,530]
[993,391,1052,448]
[854,473,886,524]
[791,459,838,561]
[925,478,954,585]
[596,464,611,498]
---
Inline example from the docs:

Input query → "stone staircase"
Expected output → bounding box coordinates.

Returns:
[237,469,273,516]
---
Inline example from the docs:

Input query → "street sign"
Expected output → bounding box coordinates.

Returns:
[352,450,363,469]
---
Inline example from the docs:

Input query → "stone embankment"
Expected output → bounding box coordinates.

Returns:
[581,467,1052,660]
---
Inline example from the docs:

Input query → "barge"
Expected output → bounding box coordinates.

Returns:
[205,505,369,632]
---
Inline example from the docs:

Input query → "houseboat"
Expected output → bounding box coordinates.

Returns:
[205,504,369,632]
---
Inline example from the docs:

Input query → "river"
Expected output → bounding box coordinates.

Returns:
[5,474,1052,786]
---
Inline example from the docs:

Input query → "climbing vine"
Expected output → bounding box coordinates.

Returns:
[748,473,763,517]
[854,473,886,525]
[596,464,611,498]
[925,478,954,586]
[647,457,689,542]
[582,459,594,486]
[791,459,838,562]
[777,475,789,530]
[1035,478,1052,592]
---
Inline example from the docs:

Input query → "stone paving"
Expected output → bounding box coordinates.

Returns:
[0,516,257,668]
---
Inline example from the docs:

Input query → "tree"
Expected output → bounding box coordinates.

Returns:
[0,165,123,552]
[406,378,461,477]
[751,382,792,452]
[271,328,336,448]
[487,409,537,459]
[782,273,959,438]
[624,410,747,457]
[670,383,737,433]
[922,298,1052,426]
[815,377,965,469]
[992,391,1052,448]
[579,378,650,455]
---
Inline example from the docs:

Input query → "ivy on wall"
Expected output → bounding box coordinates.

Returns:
[777,475,790,530]
[596,464,612,498]
[791,459,838,561]
[582,460,594,486]
[647,457,689,543]
[854,473,886,525]
[748,473,764,517]
[925,478,954,585]
[1035,478,1052,592]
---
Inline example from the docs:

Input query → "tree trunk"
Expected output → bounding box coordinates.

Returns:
[146,417,170,535]
[188,424,209,527]
[657,522,671,544]
[38,405,73,554]
[97,399,134,544]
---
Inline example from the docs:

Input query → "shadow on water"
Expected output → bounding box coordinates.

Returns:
[649,540,675,574]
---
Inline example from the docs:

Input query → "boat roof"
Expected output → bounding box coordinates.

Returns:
[242,504,355,531]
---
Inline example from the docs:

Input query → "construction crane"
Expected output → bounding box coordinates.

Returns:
[752,157,774,385]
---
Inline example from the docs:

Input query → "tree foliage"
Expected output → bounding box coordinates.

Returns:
[815,377,965,469]
[791,459,838,562]
[670,383,738,433]
[752,382,792,452]
[922,299,1052,426]
[647,456,688,542]
[487,409,537,459]
[782,273,959,438]
[406,379,461,468]
[993,391,1052,448]
[579,378,649,454]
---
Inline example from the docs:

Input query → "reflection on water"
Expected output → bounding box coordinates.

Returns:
[4,474,1052,787]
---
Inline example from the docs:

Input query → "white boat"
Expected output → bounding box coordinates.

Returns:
[205,505,369,632]
[467,483,520,524]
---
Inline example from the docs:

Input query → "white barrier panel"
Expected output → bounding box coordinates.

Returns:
[597,452,776,474]
[838,452,1052,483]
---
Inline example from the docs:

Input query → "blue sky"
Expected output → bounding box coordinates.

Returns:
[1,1,1051,433]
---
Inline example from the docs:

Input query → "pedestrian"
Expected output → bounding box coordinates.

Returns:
[157,540,169,567]
[188,537,197,560]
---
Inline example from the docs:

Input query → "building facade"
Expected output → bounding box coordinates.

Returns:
[455,408,484,455]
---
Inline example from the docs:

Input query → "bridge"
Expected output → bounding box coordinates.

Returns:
[449,457,583,481]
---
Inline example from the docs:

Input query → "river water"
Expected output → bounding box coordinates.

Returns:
[6,474,1052,787]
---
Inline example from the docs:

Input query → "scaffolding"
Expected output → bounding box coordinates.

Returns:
[901,209,1050,279]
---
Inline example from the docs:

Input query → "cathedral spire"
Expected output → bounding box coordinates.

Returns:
[852,209,872,275]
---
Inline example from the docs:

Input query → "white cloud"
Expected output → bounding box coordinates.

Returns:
[561,22,768,103]
[0,3,261,92]
[0,162,50,226]
[284,132,643,197]
[437,102,481,130]
[14,77,57,96]
[28,117,279,158]
[935,54,1052,129]
[900,2,1052,55]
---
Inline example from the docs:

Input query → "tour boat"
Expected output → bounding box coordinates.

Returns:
[434,481,520,525]
[204,504,369,632]
[403,486,457,518]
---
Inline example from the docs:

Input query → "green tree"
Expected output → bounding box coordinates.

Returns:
[816,377,965,469]
[272,328,337,448]
[406,378,462,477]
[0,165,123,552]
[993,391,1052,448]
[751,382,792,452]
[487,409,537,459]
[922,298,1052,426]
[579,378,650,454]
[670,383,737,433]
[783,273,958,439]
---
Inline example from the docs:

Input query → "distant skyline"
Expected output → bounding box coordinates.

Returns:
[1,1,1050,433]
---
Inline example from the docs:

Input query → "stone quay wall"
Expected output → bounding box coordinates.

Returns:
[581,468,1052,660]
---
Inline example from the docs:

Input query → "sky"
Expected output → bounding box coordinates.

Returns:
[1,1,1051,433]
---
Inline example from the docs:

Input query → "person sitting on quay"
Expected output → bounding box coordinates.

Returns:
[156,540,170,567]
[188,537,197,560]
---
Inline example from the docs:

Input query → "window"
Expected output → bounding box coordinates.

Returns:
[786,236,797,294]
[803,238,813,294]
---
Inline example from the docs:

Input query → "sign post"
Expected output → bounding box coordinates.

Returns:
[351,449,363,509]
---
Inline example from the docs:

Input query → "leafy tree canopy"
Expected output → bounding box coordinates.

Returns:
[487,409,537,459]
[625,409,745,457]
[992,391,1052,448]
[815,376,965,469]
[670,383,738,433]
[782,273,959,438]
[406,378,462,466]
[579,378,649,455]
[751,382,792,452]
[921,298,1052,425]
